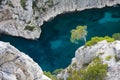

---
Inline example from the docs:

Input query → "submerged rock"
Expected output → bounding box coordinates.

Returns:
[0,41,51,80]
[0,0,120,39]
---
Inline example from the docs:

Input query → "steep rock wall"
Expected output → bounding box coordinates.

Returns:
[58,40,120,80]
[0,41,51,80]
[0,0,120,39]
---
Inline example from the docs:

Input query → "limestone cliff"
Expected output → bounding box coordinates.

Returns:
[0,0,120,39]
[0,41,51,80]
[57,40,120,80]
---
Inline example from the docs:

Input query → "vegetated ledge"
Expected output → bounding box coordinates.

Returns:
[57,40,120,80]
[0,0,120,39]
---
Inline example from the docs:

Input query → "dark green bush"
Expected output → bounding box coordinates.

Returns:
[114,55,119,62]
[67,57,108,80]
[7,1,14,8]
[99,52,105,55]
[86,36,115,46]
[32,1,37,9]
[35,16,39,20]
[24,25,35,31]
[53,68,63,75]
[44,68,63,80]
[44,71,57,80]
[20,0,26,9]
[47,0,54,7]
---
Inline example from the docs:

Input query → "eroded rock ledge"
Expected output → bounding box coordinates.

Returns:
[0,41,51,80]
[0,0,120,39]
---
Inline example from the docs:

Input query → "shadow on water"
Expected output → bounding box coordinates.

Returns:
[0,5,120,72]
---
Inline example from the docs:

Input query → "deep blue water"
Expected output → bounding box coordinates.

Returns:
[0,5,120,72]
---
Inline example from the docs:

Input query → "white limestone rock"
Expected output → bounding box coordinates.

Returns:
[58,40,120,80]
[0,41,51,80]
[74,40,120,80]
[0,0,120,39]
[0,0,40,39]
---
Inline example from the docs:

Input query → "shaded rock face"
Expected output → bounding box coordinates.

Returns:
[0,0,120,39]
[0,41,51,80]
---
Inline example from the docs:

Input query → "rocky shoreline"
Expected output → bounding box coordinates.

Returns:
[1,0,120,80]
[0,0,120,39]
[58,40,120,80]
[0,41,51,80]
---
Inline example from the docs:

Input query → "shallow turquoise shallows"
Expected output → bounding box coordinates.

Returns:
[0,5,120,72]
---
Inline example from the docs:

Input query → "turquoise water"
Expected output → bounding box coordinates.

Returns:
[0,5,120,72]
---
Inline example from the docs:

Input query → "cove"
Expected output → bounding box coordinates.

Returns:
[0,5,120,72]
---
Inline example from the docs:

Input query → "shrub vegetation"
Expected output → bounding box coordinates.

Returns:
[112,33,120,40]
[85,36,115,46]
[44,57,108,80]
[114,54,119,62]
[20,0,26,9]
[24,25,35,31]
[105,55,112,61]
[44,71,57,80]
[67,57,108,80]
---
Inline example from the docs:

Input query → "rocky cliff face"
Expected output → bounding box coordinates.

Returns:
[1,40,120,80]
[58,40,120,80]
[0,41,51,80]
[0,0,120,39]
[75,40,120,80]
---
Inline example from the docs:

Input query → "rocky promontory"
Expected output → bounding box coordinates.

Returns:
[58,40,120,80]
[0,41,51,80]
[0,0,120,39]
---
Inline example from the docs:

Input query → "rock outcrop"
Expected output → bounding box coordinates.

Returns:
[75,40,120,80]
[0,0,120,39]
[0,41,51,80]
[57,40,120,80]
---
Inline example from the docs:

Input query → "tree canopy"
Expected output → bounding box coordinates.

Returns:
[70,25,87,44]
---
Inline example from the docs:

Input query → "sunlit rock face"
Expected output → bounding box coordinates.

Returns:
[75,40,120,80]
[0,0,120,39]
[0,0,40,39]
[0,41,51,80]
[58,40,120,80]
[38,0,120,21]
